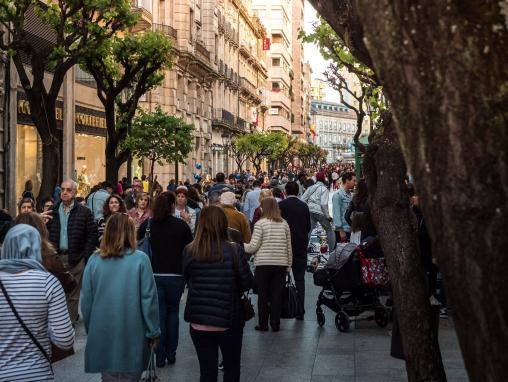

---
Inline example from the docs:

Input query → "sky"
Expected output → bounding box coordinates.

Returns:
[303,1,341,103]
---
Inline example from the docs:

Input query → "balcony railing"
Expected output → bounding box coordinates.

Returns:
[237,117,246,130]
[195,40,210,61]
[152,23,177,40]
[240,77,257,95]
[212,108,235,127]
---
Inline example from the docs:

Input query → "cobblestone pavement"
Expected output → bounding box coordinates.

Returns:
[54,273,468,382]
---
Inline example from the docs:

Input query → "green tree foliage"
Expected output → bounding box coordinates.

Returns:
[298,143,327,167]
[121,106,194,189]
[233,132,286,174]
[230,135,250,172]
[80,31,173,182]
[0,0,137,202]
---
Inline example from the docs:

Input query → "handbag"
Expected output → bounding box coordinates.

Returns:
[231,244,255,322]
[281,273,300,319]
[141,347,158,381]
[359,251,389,287]
[0,280,54,373]
[138,219,153,260]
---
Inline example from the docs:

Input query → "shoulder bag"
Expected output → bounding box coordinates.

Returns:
[231,244,255,322]
[138,219,153,260]
[0,280,54,373]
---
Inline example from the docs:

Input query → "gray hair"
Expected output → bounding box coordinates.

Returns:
[61,179,78,191]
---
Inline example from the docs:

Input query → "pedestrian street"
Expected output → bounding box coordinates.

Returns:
[54,272,468,382]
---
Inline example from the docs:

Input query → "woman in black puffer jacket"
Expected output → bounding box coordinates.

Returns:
[183,205,254,382]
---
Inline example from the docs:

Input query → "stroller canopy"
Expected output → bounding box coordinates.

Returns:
[325,243,357,270]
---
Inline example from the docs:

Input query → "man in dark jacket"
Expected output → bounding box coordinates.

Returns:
[47,179,97,324]
[279,181,311,319]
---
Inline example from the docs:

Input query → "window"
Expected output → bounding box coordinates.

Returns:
[272,81,281,91]
[272,57,281,67]
[271,34,283,43]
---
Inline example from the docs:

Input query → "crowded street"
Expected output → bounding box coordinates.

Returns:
[54,274,467,382]
[1,0,506,381]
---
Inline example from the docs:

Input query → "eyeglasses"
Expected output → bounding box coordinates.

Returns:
[44,204,53,208]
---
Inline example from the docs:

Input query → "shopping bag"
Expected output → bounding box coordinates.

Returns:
[141,348,158,381]
[281,273,300,319]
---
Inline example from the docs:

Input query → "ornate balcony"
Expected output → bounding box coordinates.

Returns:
[152,23,177,41]
[131,0,153,32]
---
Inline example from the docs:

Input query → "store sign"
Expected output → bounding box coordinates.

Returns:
[17,99,106,129]
[268,108,279,115]
[262,38,270,50]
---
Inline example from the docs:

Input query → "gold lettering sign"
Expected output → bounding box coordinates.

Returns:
[17,100,106,129]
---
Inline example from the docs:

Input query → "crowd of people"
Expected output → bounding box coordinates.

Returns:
[0,161,446,382]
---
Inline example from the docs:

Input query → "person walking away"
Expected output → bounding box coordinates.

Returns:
[174,186,198,234]
[344,179,377,241]
[301,172,336,250]
[96,194,127,244]
[251,189,273,227]
[278,182,311,320]
[183,205,254,381]
[209,172,234,194]
[81,214,160,381]
[138,192,193,367]
[46,179,97,325]
[332,172,356,243]
[220,191,251,244]
[86,181,113,221]
[245,198,292,332]
[0,224,74,381]
[127,192,151,232]
[242,180,262,223]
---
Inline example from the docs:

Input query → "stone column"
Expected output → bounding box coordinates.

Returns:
[62,67,75,180]
[7,59,18,213]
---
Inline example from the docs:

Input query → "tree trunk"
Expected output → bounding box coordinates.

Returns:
[37,138,60,206]
[363,112,446,381]
[353,2,508,380]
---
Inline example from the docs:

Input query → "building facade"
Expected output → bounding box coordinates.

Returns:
[310,100,357,163]
[136,0,268,183]
[252,0,293,134]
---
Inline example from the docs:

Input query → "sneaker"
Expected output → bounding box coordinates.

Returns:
[167,355,176,365]
[440,308,448,319]
[218,361,224,371]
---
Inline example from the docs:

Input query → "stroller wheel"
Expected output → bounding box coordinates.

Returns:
[335,311,350,332]
[316,309,325,327]
[375,307,390,328]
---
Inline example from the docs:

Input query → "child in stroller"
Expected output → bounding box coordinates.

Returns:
[312,237,391,332]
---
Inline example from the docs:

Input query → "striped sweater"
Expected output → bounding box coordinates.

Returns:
[0,270,75,382]
[244,218,293,267]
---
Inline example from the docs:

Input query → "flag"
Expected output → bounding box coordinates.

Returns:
[262,38,270,50]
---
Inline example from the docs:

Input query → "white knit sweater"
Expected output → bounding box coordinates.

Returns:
[244,218,293,267]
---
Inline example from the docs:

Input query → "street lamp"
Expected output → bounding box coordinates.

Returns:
[221,132,231,175]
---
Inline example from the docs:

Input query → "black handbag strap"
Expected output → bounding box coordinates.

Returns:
[0,280,53,372]
[230,243,249,298]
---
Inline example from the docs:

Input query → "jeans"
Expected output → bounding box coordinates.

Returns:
[292,257,307,317]
[255,265,286,329]
[61,256,85,325]
[310,212,336,250]
[190,326,243,382]
[155,275,185,364]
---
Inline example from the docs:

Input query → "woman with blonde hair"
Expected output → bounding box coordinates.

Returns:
[127,192,151,232]
[251,188,272,227]
[245,197,292,332]
[184,205,253,381]
[81,214,160,381]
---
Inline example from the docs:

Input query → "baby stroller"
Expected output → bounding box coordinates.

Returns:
[307,224,330,272]
[312,237,391,332]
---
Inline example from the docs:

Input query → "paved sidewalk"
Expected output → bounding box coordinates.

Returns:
[54,273,468,381]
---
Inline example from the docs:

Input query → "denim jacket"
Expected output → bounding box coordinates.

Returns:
[332,187,352,232]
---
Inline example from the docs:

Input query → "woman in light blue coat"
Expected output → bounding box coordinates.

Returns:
[81,213,160,382]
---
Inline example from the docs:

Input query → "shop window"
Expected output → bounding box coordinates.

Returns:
[75,133,106,196]
[16,124,42,201]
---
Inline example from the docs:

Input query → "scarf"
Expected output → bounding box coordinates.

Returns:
[0,224,46,274]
